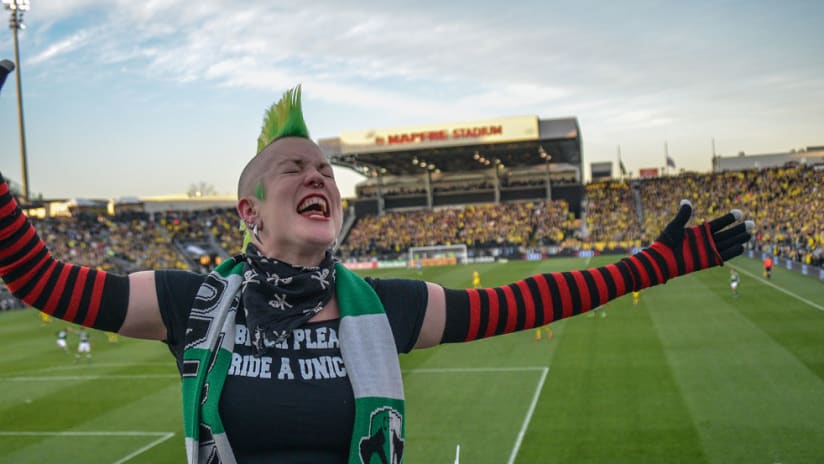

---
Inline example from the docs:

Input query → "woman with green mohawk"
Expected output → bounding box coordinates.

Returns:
[0,85,755,463]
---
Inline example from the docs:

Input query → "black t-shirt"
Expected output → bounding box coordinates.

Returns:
[155,270,428,463]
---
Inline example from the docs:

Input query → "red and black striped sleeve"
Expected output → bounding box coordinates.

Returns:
[440,199,752,344]
[441,250,668,342]
[0,178,129,331]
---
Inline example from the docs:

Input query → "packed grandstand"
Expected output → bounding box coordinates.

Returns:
[1,161,821,311]
[1,114,822,309]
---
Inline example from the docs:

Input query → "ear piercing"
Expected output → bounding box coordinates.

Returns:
[247,222,261,242]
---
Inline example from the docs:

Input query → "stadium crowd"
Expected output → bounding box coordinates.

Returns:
[638,166,823,268]
[1,164,821,311]
[338,200,574,260]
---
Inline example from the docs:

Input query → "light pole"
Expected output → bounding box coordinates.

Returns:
[4,0,29,202]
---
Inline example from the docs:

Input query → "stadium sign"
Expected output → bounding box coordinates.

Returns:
[339,116,539,154]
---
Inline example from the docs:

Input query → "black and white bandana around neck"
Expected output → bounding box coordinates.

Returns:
[241,243,336,354]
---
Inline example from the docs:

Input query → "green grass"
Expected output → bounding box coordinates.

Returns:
[2,256,823,463]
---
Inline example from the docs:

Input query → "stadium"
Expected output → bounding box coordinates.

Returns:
[1,3,823,458]
[1,103,823,462]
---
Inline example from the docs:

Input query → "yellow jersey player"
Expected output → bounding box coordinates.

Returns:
[534,325,554,341]
[472,271,481,289]
[632,291,641,305]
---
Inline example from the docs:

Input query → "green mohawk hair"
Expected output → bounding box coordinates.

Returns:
[256,85,310,154]
[242,85,311,252]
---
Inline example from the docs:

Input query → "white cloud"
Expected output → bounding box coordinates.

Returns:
[26,30,91,65]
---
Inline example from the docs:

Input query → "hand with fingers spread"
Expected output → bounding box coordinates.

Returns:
[647,199,755,282]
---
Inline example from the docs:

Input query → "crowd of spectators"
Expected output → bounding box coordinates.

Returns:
[339,200,574,260]
[33,215,193,273]
[638,166,823,268]
[583,181,644,250]
[2,164,821,311]
[210,209,245,256]
[343,164,822,267]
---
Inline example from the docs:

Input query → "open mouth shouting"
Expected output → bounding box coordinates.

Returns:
[296,194,330,220]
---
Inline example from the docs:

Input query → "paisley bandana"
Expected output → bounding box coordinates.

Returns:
[241,243,336,353]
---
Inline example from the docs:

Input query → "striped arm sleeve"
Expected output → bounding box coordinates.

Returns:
[0,180,128,331]
[442,248,670,343]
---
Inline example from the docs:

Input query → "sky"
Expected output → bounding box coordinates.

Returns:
[0,0,822,200]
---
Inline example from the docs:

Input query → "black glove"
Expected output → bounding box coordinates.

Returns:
[649,199,754,279]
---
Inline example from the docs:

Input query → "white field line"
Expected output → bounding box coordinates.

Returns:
[730,265,824,311]
[4,367,546,381]
[43,362,172,372]
[507,367,549,464]
[403,367,546,374]
[0,431,169,436]
[4,367,551,462]
[1,374,178,381]
[404,366,550,464]
[112,432,176,464]
[0,431,176,464]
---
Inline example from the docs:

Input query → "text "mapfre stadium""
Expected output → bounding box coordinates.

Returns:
[377,125,504,145]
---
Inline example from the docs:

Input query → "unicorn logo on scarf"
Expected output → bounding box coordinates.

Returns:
[359,407,404,464]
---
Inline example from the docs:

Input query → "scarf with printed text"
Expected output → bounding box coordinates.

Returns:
[181,255,406,464]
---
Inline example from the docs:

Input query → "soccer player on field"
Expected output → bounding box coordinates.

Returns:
[534,324,554,341]
[76,329,92,362]
[763,256,773,279]
[56,329,68,352]
[632,291,641,305]
[472,270,481,289]
[730,269,740,298]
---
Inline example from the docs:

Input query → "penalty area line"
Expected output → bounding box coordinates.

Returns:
[112,432,176,464]
[0,431,176,464]
[402,365,551,463]
[507,367,549,464]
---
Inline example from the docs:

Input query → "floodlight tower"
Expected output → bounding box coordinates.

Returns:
[4,0,30,201]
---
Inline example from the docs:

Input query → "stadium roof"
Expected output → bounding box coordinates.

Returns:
[319,116,581,178]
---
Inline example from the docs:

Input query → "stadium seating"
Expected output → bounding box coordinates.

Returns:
[1,165,821,311]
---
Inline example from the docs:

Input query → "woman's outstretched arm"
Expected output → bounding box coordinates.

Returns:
[414,200,754,348]
[0,174,166,340]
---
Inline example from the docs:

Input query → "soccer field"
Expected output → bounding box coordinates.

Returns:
[1,256,823,463]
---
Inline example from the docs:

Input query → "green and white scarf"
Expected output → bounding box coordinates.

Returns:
[181,258,405,464]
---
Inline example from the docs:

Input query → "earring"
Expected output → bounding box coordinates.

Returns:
[247,222,261,242]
